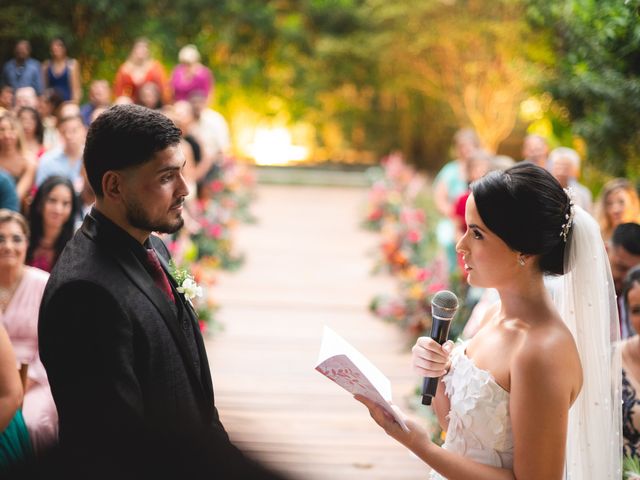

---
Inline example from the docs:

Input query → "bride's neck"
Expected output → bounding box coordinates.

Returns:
[496,275,552,321]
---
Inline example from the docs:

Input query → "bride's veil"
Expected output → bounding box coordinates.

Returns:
[553,205,622,479]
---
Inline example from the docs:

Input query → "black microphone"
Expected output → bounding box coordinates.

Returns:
[422,290,459,406]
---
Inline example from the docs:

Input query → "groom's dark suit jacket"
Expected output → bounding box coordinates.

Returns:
[38,209,280,479]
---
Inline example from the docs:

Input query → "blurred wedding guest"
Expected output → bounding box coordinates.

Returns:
[114,37,170,105]
[88,106,108,124]
[0,320,32,470]
[80,80,111,126]
[163,102,198,198]
[13,87,38,112]
[610,223,640,338]
[170,45,214,103]
[137,81,163,110]
[433,128,480,271]
[35,114,86,191]
[17,107,45,160]
[548,147,592,212]
[0,86,14,110]
[1,41,43,96]
[41,38,81,104]
[0,210,58,453]
[0,112,36,202]
[619,265,640,457]
[610,223,640,296]
[189,91,230,182]
[56,101,81,121]
[38,88,64,151]
[452,149,492,236]
[0,171,19,212]
[113,95,134,105]
[26,176,78,273]
[172,100,201,166]
[521,133,549,168]
[596,178,640,241]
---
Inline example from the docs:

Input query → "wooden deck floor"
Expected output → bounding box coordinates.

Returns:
[206,185,430,479]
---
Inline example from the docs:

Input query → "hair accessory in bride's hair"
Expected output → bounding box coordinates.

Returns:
[560,187,575,243]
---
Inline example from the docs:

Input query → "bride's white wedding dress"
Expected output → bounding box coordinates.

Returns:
[429,342,513,480]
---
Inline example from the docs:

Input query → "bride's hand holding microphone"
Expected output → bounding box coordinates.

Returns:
[411,337,454,379]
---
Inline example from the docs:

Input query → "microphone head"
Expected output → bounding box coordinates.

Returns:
[431,290,459,321]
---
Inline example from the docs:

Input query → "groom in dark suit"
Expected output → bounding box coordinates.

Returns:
[38,105,281,479]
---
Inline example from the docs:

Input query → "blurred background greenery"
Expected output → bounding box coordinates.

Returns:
[2,0,638,184]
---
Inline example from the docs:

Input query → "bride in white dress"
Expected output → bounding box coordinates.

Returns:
[357,163,621,479]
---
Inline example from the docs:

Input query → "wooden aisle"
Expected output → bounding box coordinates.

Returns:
[206,184,431,479]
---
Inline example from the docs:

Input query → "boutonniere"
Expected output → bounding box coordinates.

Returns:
[169,260,203,302]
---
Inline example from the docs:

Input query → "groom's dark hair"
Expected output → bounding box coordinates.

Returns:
[83,104,181,197]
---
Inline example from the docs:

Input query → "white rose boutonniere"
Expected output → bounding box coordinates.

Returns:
[169,261,203,302]
[177,277,203,301]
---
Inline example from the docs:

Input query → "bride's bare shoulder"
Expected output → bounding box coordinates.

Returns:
[511,317,582,398]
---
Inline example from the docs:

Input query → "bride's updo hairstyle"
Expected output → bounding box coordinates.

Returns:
[471,162,571,275]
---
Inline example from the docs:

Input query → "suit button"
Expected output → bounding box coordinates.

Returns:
[182,320,189,331]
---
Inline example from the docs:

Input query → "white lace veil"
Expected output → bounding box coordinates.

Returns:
[552,205,622,479]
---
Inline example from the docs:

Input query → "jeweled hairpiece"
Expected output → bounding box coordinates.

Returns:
[560,187,575,243]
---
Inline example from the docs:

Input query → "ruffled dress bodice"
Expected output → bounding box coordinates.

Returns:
[429,342,513,479]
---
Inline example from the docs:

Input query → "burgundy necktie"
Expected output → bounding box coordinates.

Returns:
[145,249,175,303]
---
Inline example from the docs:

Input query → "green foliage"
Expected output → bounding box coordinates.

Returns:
[525,0,640,178]
[3,0,637,177]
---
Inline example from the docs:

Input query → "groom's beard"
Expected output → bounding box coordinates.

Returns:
[124,196,184,234]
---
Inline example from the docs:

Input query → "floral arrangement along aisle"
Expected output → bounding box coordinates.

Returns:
[164,156,257,335]
[363,153,470,343]
[363,153,473,446]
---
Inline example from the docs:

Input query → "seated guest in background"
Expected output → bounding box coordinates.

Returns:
[608,223,640,338]
[26,176,79,273]
[596,178,640,241]
[189,91,231,176]
[620,265,640,458]
[35,114,85,191]
[80,80,111,126]
[38,88,64,151]
[13,87,38,112]
[41,38,81,104]
[0,111,36,203]
[17,107,45,160]
[170,45,214,103]
[0,171,19,212]
[114,37,170,105]
[520,133,549,168]
[0,321,32,470]
[137,81,163,110]
[1,40,42,97]
[548,146,592,212]
[0,210,57,453]
[0,85,14,111]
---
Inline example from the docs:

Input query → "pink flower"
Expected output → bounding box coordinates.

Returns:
[368,209,383,221]
[208,224,223,239]
[209,180,225,193]
[428,283,447,294]
[415,268,431,282]
[407,230,422,243]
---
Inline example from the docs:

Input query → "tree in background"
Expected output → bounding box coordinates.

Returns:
[525,0,640,178]
[367,0,542,153]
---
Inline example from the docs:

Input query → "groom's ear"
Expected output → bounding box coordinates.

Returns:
[102,170,123,202]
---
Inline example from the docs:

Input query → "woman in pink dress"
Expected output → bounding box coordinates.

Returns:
[0,209,57,453]
[170,44,214,103]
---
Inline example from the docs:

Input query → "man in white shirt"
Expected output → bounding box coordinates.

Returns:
[35,114,86,192]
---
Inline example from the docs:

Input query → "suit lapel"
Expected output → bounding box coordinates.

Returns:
[156,252,215,400]
[82,217,206,396]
